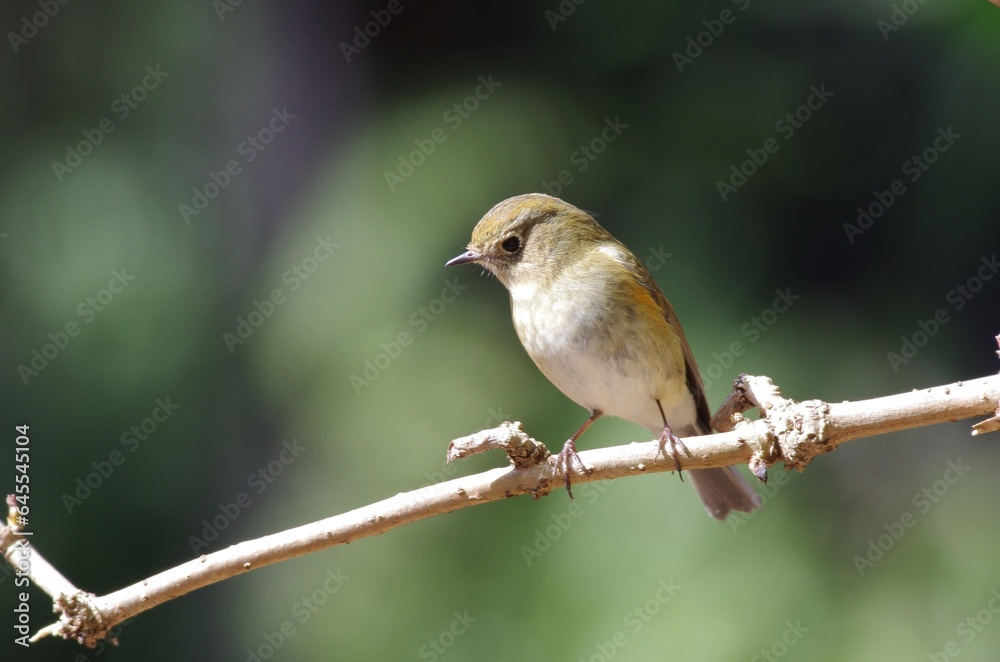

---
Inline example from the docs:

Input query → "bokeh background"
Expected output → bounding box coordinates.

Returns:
[2,1,1000,660]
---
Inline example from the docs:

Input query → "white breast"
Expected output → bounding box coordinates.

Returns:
[508,262,697,436]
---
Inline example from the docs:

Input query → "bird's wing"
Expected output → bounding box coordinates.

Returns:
[630,259,713,434]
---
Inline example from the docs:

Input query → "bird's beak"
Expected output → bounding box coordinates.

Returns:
[445,249,481,267]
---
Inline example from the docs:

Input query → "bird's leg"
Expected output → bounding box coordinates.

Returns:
[554,410,602,499]
[655,399,690,481]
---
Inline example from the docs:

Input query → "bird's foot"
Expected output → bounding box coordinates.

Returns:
[656,424,689,481]
[553,438,589,498]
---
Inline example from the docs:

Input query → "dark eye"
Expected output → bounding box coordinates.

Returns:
[501,236,521,253]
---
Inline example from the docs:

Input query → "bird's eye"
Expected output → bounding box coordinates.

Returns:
[501,236,521,253]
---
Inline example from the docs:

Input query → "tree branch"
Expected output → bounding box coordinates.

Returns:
[4,372,999,648]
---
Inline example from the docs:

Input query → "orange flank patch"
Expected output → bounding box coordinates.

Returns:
[619,276,686,368]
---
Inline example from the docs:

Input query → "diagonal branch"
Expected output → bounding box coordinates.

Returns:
[3,372,999,648]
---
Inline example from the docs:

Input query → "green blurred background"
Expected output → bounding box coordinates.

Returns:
[2,1,1000,660]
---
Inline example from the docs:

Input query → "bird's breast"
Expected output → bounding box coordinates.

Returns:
[507,268,692,432]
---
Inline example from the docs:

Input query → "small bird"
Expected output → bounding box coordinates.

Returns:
[446,193,761,519]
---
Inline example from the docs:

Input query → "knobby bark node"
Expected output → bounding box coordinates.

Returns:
[767,397,832,471]
[446,420,550,468]
[712,374,833,475]
[52,591,109,648]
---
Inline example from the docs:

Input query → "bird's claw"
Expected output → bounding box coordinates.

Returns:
[553,439,589,498]
[657,425,689,481]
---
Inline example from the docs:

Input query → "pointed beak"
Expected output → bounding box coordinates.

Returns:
[445,249,481,267]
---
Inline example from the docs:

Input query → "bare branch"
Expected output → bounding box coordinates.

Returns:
[3,373,999,648]
[4,496,78,601]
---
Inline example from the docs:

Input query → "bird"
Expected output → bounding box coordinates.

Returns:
[446,193,761,519]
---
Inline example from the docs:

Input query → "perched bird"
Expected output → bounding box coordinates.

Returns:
[446,193,761,519]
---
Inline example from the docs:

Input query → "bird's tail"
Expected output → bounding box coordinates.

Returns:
[688,467,762,520]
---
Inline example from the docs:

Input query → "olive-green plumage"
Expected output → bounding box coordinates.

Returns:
[448,193,760,519]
